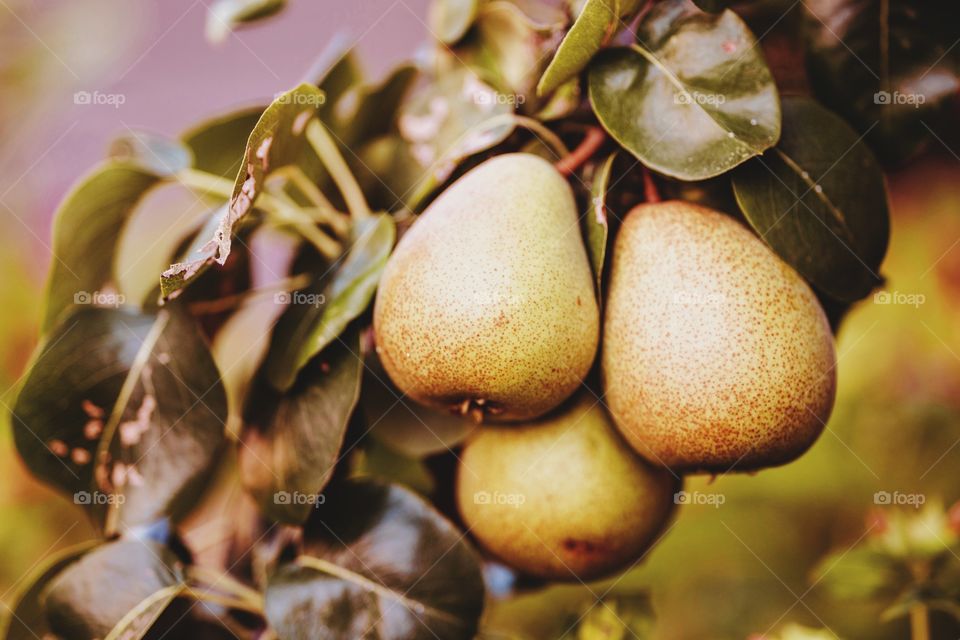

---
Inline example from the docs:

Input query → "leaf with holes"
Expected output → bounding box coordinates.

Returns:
[42,164,161,331]
[264,480,485,639]
[537,0,618,97]
[12,306,227,530]
[588,6,780,180]
[240,330,363,524]
[732,97,890,302]
[264,213,395,391]
[161,83,324,298]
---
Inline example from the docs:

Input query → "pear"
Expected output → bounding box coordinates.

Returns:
[373,153,599,422]
[602,201,837,473]
[456,394,679,581]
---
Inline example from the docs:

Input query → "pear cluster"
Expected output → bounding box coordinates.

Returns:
[373,153,837,581]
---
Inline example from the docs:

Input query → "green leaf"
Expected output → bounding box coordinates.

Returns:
[103,583,187,640]
[264,480,485,639]
[0,540,99,640]
[803,0,960,163]
[585,152,616,294]
[573,593,654,640]
[362,353,475,458]
[588,7,780,180]
[352,438,436,496]
[538,0,618,97]
[732,96,890,302]
[429,0,480,44]
[42,163,161,331]
[264,213,395,391]
[161,83,324,298]
[206,0,285,44]
[12,306,228,530]
[42,538,185,640]
[240,330,363,524]
[182,106,264,179]
[398,66,516,208]
[338,65,419,149]
[108,132,193,177]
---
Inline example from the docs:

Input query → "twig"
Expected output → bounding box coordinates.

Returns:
[642,166,661,203]
[555,127,606,176]
[306,119,372,221]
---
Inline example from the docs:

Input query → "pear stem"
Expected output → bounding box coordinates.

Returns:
[555,126,606,176]
[642,166,661,203]
[910,603,930,640]
[305,119,373,221]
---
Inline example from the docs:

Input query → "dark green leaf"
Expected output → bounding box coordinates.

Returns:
[803,0,960,163]
[732,96,890,302]
[182,107,264,179]
[538,0,617,96]
[12,306,228,530]
[108,132,193,177]
[43,538,185,640]
[206,0,285,44]
[428,0,479,44]
[585,152,616,294]
[264,480,485,640]
[362,353,475,458]
[588,8,780,180]
[352,438,436,495]
[42,164,161,331]
[161,83,324,298]
[0,541,99,640]
[264,213,394,391]
[339,66,419,149]
[240,330,363,524]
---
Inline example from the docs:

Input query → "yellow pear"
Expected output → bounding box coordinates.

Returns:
[602,201,836,472]
[373,153,599,422]
[456,394,679,580]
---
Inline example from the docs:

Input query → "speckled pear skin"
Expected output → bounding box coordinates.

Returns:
[602,201,837,473]
[456,394,679,581]
[373,153,600,422]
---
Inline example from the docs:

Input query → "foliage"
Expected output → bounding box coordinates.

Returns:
[9,0,955,637]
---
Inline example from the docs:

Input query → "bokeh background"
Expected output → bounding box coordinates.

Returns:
[1,1,958,638]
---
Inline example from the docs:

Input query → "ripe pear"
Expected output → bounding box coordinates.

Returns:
[456,394,679,581]
[373,153,599,422]
[602,201,837,473]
